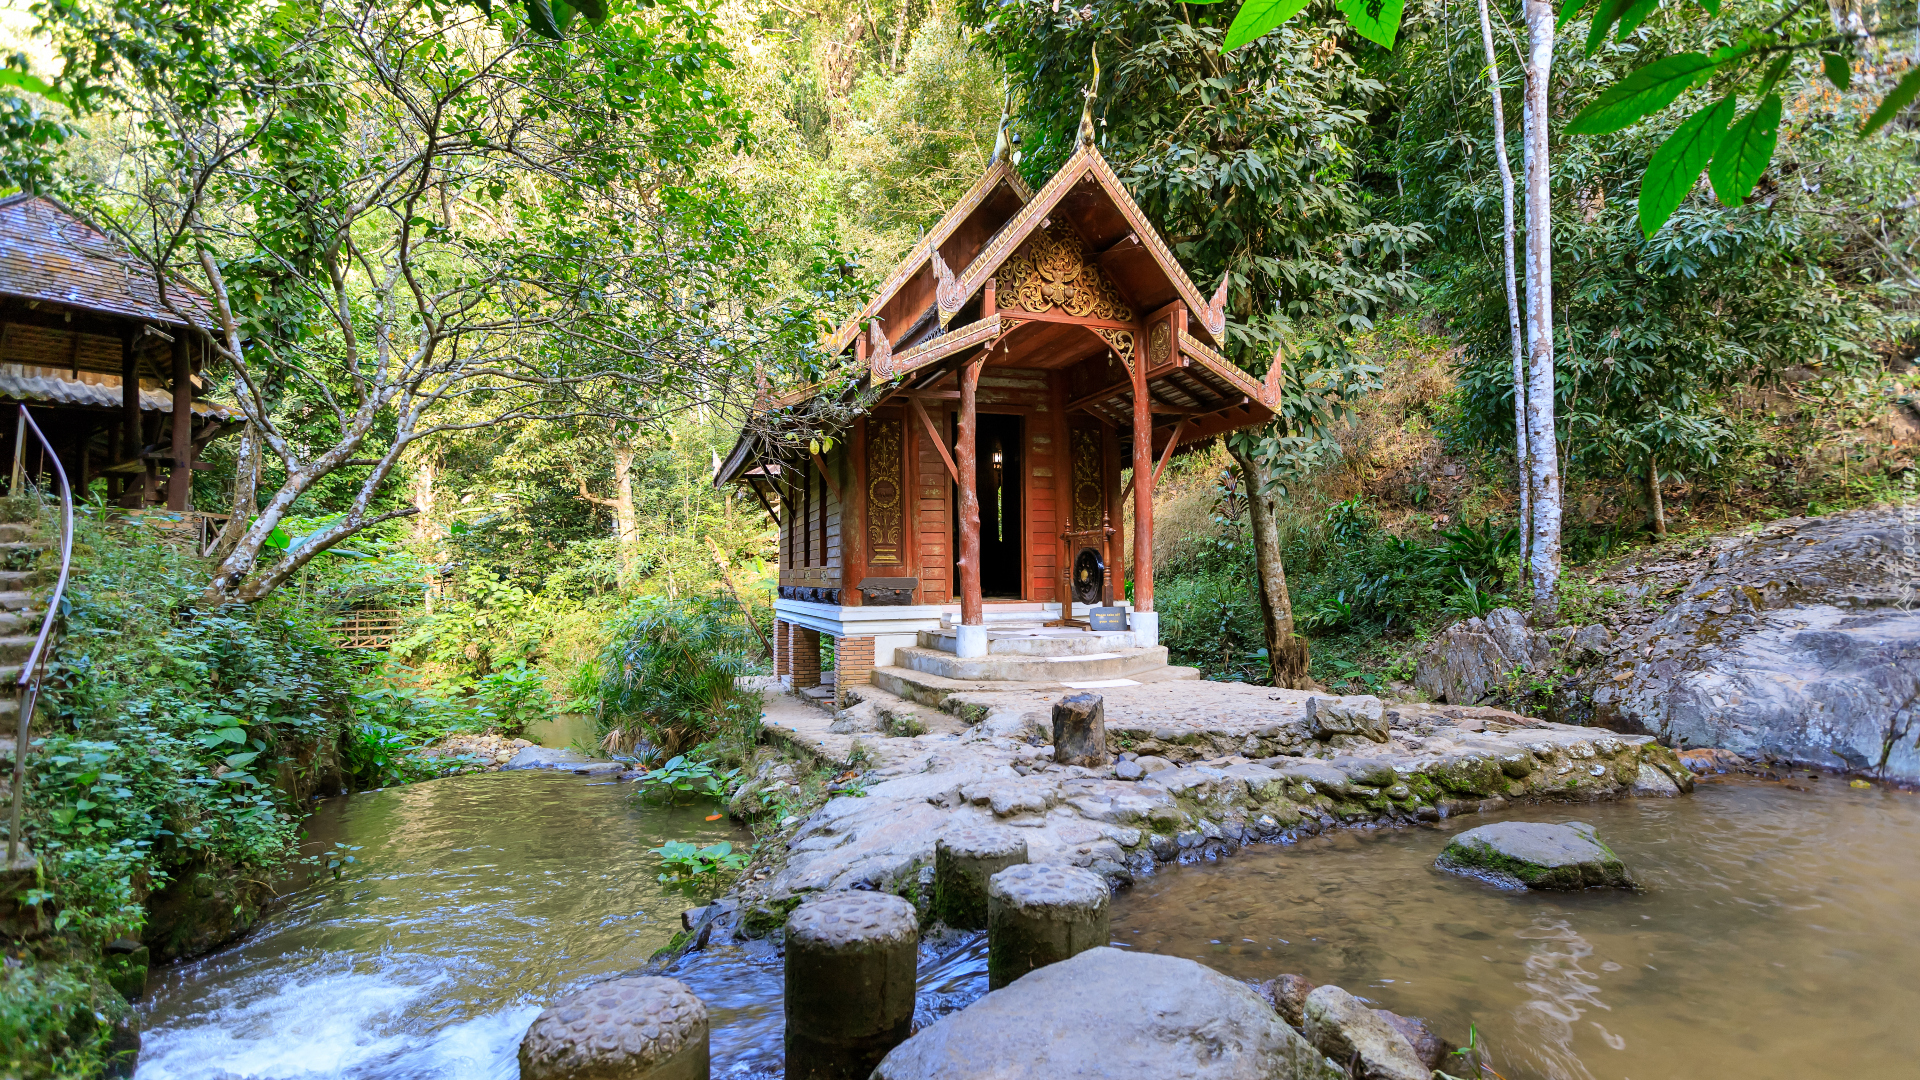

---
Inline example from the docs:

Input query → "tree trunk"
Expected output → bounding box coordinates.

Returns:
[1231,443,1309,689]
[1479,0,1531,583]
[611,442,638,586]
[1648,455,1666,537]
[208,423,259,565]
[411,455,437,546]
[1522,0,1563,616]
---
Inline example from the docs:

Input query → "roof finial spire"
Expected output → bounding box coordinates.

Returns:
[1076,44,1101,148]
[990,82,1013,165]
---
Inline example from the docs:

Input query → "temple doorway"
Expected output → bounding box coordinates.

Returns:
[957,412,1023,599]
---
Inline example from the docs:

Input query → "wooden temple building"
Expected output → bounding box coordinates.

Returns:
[717,119,1286,701]
[0,194,243,509]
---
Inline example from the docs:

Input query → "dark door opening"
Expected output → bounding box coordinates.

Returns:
[956,412,1023,599]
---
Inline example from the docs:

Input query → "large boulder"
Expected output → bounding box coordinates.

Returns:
[1300,984,1429,1080]
[1414,608,1549,705]
[1588,509,1920,780]
[872,948,1339,1080]
[1435,821,1633,890]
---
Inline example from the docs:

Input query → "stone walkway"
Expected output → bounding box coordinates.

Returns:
[731,679,1693,918]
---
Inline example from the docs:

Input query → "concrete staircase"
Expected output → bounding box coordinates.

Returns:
[870,621,1198,709]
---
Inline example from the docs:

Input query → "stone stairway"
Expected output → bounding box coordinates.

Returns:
[0,517,54,791]
[870,621,1198,710]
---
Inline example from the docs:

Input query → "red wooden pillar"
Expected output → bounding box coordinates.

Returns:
[1131,329,1155,614]
[958,356,984,628]
[167,332,191,510]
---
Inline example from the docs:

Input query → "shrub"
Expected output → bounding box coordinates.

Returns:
[597,595,761,760]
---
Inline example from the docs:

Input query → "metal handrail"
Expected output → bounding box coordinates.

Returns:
[7,404,74,868]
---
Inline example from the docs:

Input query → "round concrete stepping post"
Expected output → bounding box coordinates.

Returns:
[519,976,709,1080]
[986,863,1109,990]
[933,826,1029,930]
[784,891,920,1080]
[1050,693,1109,767]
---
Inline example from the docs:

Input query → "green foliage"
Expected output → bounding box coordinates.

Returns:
[633,755,737,804]
[651,839,748,892]
[27,515,351,942]
[597,595,762,759]
[0,960,130,1080]
[1158,570,1269,682]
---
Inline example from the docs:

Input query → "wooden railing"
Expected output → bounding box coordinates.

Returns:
[7,405,73,868]
[331,609,410,650]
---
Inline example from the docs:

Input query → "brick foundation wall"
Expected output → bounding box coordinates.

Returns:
[790,627,822,689]
[773,619,789,679]
[834,635,876,708]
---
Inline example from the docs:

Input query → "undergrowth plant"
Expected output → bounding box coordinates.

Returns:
[597,595,763,762]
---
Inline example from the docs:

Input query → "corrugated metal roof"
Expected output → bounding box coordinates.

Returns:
[0,364,242,420]
[0,194,216,327]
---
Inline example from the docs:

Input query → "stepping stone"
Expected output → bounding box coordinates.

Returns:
[1435,820,1634,890]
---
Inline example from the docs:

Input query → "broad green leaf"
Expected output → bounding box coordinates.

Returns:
[264,526,290,549]
[1335,0,1407,49]
[571,0,608,21]
[1613,0,1663,40]
[1557,0,1589,32]
[523,0,564,39]
[224,751,261,768]
[1696,0,1719,11]
[1566,52,1722,134]
[1862,65,1920,136]
[550,0,577,32]
[1756,53,1791,96]
[1822,52,1851,91]
[1638,95,1734,237]
[1222,0,1315,51]
[216,726,249,744]
[0,70,70,107]
[1710,92,1781,206]
[1585,0,1630,55]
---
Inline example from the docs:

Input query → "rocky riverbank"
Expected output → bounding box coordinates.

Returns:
[1414,505,1920,782]
[688,677,1691,941]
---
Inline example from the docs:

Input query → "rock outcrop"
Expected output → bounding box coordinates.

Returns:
[871,948,1337,1080]
[1588,508,1920,780]
[728,681,1689,915]
[1435,820,1633,890]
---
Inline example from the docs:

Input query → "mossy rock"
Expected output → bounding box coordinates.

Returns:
[1435,821,1635,890]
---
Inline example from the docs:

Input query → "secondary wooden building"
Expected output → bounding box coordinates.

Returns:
[717,127,1284,698]
[0,194,242,509]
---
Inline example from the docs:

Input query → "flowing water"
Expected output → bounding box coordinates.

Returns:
[133,772,783,1080]
[1111,774,1920,1080]
[137,770,1919,1080]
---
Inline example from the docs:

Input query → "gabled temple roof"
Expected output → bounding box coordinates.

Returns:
[0,194,216,328]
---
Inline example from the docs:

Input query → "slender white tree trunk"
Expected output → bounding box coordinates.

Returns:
[1479,0,1531,581]
[412,456,437,546]
[1522,0,1562,614]
[611,442,638,584]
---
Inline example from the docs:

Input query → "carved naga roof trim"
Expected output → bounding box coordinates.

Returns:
[950,146,1225,347]
[824,158,1033,356]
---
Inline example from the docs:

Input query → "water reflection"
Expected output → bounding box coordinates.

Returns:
[1111,776,1920,1080]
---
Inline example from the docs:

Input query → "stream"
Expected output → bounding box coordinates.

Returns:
[134,770,1920,1080]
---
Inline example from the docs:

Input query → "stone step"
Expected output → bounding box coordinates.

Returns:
[0,611,41,635]
[0,524,34,544]
[917,628,1138,656]
[897,644,1175,684]
[871,656,1200,710]
[0,570,45,590]
[0,636,36,664]
[0,593,37,612]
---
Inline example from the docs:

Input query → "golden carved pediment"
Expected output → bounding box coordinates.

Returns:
[997,224,1133,323]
